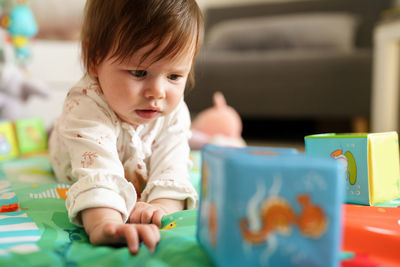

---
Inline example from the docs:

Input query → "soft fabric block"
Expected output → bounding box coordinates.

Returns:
[305,132,400,205]
[197,145,344,267]
[0,121,19,161]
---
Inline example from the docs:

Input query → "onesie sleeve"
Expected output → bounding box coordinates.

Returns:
[56,90,136,226]
[141,101,198,209]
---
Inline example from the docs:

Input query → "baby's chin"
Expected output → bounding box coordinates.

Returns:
[119,115,159,129]
[116,108,173,128]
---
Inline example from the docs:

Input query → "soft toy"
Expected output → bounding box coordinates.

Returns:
[2,0,38,64]
[189,92,246,150]
[0,62,48,120]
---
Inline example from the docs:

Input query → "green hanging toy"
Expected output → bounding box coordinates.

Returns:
[1,0,38,64]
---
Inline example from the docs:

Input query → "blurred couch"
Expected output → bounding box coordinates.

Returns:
[185,0,394,130]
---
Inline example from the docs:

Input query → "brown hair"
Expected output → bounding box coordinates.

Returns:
[81,0,204,88]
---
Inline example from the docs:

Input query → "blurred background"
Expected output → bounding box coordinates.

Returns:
[188,0,400,146]
[1,0,400,148]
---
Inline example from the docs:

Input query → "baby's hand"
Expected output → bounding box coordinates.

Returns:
[129,199,185,226]
[82,207,160,255]
[129,202,166,227]
[90,221,160,254]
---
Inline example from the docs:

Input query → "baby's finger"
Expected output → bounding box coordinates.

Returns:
[137,225,160,253]
[103,223,117,237]
[102,223,124,243]
[140,208,155,224]
[123,225,140,255]
[129,207,143,224]
[151,224,161,240]
[152,210,164,227]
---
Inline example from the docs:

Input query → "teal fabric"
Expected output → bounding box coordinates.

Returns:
[0,153,213,267]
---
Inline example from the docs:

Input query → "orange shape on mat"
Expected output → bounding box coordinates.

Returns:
[0,203,19,213]
[56,187,69,200]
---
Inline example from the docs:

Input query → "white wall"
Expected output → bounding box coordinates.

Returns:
[26,40,83,129]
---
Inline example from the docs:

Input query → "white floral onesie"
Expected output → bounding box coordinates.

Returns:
[49,74,198,226]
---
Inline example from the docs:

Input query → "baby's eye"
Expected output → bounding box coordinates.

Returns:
[168,74,181,81]
[130,70,147,77]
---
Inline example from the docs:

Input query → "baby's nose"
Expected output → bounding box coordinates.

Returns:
[144,79,166,99]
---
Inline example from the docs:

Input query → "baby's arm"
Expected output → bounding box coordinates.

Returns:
[129,198,184,226]
[140,102,198,210]
[52,84,161,253]
[82,207,160,254]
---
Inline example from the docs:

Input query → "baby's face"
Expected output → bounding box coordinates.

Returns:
[92,42,194,128]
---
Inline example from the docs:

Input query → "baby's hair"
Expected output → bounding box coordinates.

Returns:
[81,0,204,88]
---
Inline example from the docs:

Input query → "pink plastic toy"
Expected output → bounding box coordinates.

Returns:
[189,92,246,150]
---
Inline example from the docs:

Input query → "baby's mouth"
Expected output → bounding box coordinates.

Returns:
[135,109,161,119]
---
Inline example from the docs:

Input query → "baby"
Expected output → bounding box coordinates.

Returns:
[49,0,203,254]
